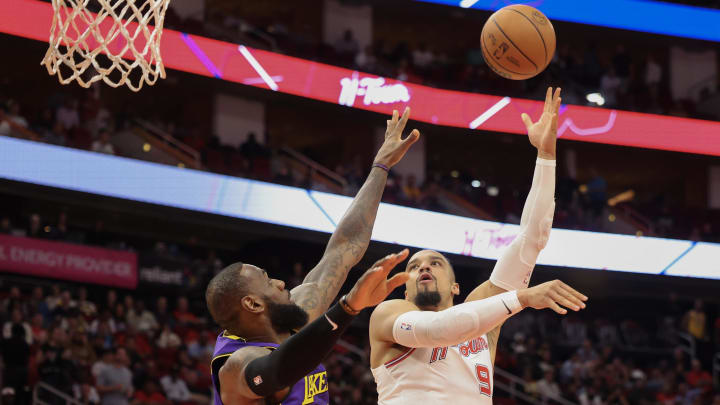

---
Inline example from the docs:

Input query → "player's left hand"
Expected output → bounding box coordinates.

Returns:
[345,249,411,311]
[374,107,420,168]
[522,87,561,160]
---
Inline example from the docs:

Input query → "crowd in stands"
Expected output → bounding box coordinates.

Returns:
[1,86,719,244]
[166,7,720,122]
[1,274,718,405]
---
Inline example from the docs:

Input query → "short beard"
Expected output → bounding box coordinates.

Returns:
[414,291,442,308]
[265,300,309,334]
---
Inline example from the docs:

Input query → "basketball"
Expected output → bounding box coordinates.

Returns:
[481,5,556,80]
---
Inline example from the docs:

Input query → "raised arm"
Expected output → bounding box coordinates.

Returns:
[465,88,564,361]
[292,107,420,321]
[219,254,409,403]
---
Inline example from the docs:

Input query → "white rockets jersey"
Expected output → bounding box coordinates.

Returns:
[372,334,494,405]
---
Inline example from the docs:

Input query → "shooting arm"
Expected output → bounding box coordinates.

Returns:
[292,167,388,320]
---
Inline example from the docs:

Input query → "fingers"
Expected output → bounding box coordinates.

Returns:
[400,129,420,151]
[558,281,588,302]
[549,290,580,312]
[550,112,558,134]
[386,272,411,291]
[554,285,585,310]
[548,299,567,315]
[544,87,552,113]
[372,249,410,277]
[521,113,533,131]
[395,107,411,135]
[553,88,562,112]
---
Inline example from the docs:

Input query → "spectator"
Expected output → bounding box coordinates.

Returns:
[37,343,75,401]
[154,297,172,328]
[1,322,31,405]
[159,366,191,404]
[69,331,96,369]
[412,43,435,69]
[73,377,101,405]
[48,211,70,241]
[92,349,115,380]
[287,262,305,289]
[354,45,377,70]
[96,347,133,405]
[685,359,712,389]
[131,381,168,405]
[0,100,29,137]
[1,286,24,315]
[156,324,181,350]
[682,299,707,340]
[127,301,158,334]
[31,312,49,345]
[334,29,359,57]
[575,339,599,364]
[187,332,214,360]
[173,297,201,328]
[91,130,116,155]
[238,133,264,159]
[600,67,622,107]
[402,174,422,205]
[644,54,662,98]
[536,369,561,400]
[56,98,80,131]
[3,308,33,346]
[77,287,98,319]
[27,213,46,239]
[30,286,51,321]
[586,169,607,220]
[0,216,12,234]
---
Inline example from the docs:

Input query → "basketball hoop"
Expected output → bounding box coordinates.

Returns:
[41,0,171,92]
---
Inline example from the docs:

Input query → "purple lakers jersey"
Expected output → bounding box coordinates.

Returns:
[211,331,329,405]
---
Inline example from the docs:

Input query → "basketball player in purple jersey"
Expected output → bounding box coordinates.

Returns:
[206,108,420,404]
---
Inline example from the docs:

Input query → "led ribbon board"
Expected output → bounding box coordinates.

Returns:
[1,136,717,280]
[2,0,720,156]
[416,0,720,42]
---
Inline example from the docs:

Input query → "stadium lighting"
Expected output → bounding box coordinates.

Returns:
[487,186,499,196]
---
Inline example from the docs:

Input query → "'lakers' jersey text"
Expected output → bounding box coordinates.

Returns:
[372,333,493,405]
[211,332,329,405]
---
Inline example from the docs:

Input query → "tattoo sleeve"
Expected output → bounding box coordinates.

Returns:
[293,167,388,319]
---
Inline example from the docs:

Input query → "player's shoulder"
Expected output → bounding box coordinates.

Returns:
[371,299,418,322]
[220,346,272,377]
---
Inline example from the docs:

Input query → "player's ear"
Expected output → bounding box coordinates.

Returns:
[451,283,460,296]
[241,295,264,313]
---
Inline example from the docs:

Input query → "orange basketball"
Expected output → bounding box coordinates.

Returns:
[480,5,556,80]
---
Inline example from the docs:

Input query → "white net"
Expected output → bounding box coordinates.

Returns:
[41,0,171,92]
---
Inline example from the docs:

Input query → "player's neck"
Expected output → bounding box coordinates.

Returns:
[417,300,453,312]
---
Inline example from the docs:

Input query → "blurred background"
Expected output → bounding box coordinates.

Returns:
[1,0,719,404]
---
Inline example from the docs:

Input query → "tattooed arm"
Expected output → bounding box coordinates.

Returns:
[291,107,420,322]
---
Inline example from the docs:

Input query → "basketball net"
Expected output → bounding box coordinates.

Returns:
[41,0,171,92]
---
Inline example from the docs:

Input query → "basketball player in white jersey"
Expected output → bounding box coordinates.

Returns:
[369,87,588,404]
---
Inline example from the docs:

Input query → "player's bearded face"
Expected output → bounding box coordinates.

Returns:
[265,298,309,333]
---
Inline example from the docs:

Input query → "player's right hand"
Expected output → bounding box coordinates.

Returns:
[345,249,411,311]
[517,279,587,315]
[373,107,420,168]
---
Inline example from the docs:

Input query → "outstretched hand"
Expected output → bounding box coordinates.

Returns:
[521,87,561,160]
[345,249,411,311]
[374,107,420,168]
[517,279,587,315]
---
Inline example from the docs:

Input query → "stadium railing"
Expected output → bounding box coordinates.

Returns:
[493,367,579,405]
[33,382,83,405]
[133,119,203,169]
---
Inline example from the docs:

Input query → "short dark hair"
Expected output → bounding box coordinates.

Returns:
[205,262,251,331]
